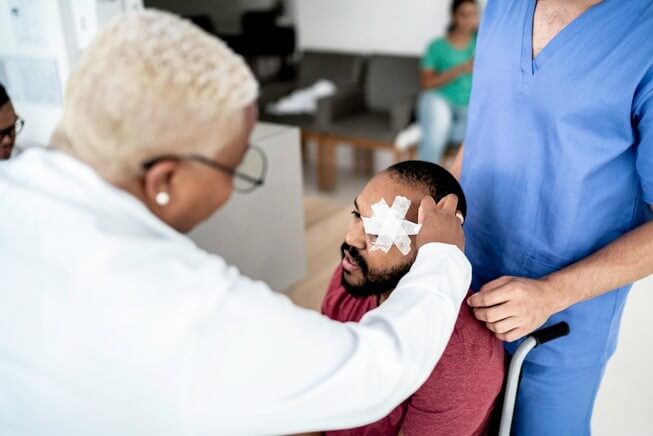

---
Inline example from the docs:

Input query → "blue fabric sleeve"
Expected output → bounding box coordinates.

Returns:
[635,67,653,205]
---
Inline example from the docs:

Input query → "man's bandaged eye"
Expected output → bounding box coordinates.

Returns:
[361,196,422,255]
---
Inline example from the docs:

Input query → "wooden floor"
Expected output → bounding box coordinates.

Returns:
[285,196,351,311]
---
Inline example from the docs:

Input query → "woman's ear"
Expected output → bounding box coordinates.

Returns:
[142,160,179,209]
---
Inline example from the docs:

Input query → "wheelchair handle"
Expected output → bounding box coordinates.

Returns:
[497,322,571,436]
[531,321,569,347]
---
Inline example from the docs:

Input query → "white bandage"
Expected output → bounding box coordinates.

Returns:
[362,196,422,255]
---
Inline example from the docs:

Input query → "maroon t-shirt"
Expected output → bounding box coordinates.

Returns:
[322,265,505,436]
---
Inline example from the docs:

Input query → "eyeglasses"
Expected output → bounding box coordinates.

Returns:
[142,145,267,193]
[0,117,24,140]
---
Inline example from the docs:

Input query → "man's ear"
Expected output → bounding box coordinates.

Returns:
[142,160,179,208]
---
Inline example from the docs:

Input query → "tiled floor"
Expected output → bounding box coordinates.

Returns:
[291,161,653,435]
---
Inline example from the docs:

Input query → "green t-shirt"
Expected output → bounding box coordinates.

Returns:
[421,36,476,107]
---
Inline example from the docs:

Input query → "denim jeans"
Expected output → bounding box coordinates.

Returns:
[417,91,468,163]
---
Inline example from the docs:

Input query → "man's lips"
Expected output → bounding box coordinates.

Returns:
[342,251,361,273]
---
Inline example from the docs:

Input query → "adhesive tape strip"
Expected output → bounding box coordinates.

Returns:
[361,196,422,255]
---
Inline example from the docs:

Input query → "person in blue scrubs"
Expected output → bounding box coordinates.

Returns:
[449,1,653,434]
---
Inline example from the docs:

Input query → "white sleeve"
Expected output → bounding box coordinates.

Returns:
[180,242,471,436]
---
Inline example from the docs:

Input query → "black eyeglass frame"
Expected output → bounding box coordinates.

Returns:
[142,145,267,194]
[0,117,24,140]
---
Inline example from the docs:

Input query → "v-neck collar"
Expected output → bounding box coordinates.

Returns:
[521,0,608,77]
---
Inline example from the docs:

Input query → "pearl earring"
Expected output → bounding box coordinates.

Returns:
[155,192,170,206]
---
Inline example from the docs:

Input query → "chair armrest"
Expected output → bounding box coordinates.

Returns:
[390,96,417,133]
[316,87,366,128]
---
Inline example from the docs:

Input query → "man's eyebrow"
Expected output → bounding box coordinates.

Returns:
[354,198,359,210]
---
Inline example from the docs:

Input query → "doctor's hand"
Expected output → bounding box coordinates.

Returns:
[416,194,465,252]
[468,276,563,342]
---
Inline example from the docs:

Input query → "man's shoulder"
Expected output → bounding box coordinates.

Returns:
[402,295,505,434]
[451,301,505,360]
[414,296,505,399]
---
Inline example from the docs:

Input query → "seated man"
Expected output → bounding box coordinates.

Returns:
[323,161,505,436]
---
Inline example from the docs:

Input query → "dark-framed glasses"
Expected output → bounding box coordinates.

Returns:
[0,117,24,140]
[142,145,267,194]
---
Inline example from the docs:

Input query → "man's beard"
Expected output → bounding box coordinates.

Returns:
[340,242,413,297]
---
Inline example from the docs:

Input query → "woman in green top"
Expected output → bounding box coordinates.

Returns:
[418,0,479,163]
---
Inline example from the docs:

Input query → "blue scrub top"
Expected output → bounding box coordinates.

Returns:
[461,0,653,367]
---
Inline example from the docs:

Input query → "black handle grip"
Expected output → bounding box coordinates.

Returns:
[531,322,569,347]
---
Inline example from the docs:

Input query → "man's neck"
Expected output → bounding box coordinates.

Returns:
[532,0,602,58]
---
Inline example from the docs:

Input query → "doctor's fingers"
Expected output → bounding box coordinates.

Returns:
[436,193,460,215]
[418,195,437,224]
[417,195,465,251]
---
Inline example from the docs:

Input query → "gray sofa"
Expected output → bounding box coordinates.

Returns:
[313,54,421,190]
[259,50,365,130]
[316,54,420,142]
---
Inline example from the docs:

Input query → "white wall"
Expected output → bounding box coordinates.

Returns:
[190,123,306,292]
[593,275,653,435]
[294,0,463,171]
[295,0,453,56]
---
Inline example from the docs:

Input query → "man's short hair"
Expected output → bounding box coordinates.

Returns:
[385,160,468,218]
[0,84,9,107]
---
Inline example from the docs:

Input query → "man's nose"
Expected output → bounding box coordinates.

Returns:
[0,133,12,146]
[345,219,367,250]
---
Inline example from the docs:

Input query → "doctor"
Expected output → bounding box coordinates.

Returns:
[0,10,471,436]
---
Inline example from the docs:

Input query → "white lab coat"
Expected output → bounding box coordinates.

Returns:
[0,148,471,436]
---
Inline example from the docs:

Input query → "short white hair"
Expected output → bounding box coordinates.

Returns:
[54,9,258,178]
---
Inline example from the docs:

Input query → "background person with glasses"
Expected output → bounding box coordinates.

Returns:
[0,83,23,160]
[0,10,471,435]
